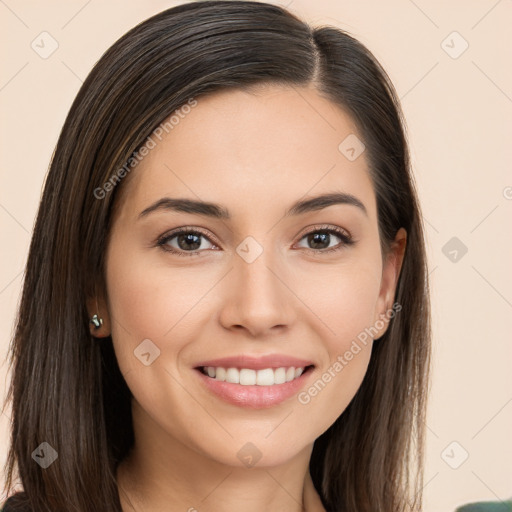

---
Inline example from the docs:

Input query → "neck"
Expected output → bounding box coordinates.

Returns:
[116,401,325,512]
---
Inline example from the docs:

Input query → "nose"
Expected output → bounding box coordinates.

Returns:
[218,245,296,338]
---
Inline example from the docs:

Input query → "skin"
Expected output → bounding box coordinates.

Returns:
[87,84,406,512]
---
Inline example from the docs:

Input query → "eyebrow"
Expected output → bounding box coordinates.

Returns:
[138,192,368,220]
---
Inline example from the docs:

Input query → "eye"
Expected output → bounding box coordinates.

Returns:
[295,225,354,254]
[156,224,355,257]
[156,227,217,256]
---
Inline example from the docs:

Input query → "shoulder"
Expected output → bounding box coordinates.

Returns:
[456,501,512,512]
[1,492,30,511]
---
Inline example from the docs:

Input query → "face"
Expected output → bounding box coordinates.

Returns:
[94,84,405,469]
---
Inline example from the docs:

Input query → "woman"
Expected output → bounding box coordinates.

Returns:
[1,1,431,510]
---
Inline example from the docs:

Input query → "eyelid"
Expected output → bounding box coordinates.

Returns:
[292,224,354,254]
[295,223,352,241]
[156,226,219,254]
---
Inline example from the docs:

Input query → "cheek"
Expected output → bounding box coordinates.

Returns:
[104,241,218,373]
[297,276,376,435]
[104,243,220,443]
[292,257,381,429]
[298,342,373,438]
[297,252,382,345]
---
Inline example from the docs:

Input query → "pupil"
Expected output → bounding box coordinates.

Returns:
[178,233,201,250]
[309,232,329,249]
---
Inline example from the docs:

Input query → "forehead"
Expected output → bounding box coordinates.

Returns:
[114,84,376,222]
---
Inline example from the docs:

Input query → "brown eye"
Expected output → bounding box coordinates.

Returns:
[157,228,217,256]
[174,232,202,251]
[296,226,354,253]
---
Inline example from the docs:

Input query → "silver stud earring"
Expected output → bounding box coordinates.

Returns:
[90,314,103,329]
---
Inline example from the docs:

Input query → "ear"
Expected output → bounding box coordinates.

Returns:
[372,227,407,340]
[86,291,111,338]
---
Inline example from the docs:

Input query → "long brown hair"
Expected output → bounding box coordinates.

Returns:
[2,2,431,510]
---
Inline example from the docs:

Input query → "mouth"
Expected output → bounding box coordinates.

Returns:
[193,361,315,409]
[196,364,315,386]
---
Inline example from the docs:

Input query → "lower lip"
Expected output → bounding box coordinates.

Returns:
[195,367,314,409]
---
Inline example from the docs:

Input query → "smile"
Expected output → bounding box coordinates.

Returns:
[200,366,308,386]
[194,362,315,409]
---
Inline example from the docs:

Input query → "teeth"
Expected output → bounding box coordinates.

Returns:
[226,368,239,383]
[216,367,226,381]
[202,366,307,385]
[274,367,286,385]
[256,368,274,386]
[240,369,256,385]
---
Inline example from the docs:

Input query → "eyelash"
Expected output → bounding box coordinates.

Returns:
[156,224,355,257]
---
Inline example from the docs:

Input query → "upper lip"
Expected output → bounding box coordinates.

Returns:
[194,354,315,371]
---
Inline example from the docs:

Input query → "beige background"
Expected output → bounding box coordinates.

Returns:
[1,1,511,510]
